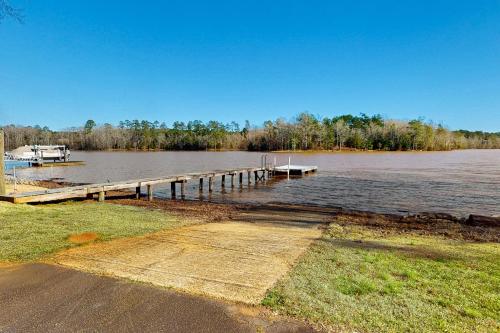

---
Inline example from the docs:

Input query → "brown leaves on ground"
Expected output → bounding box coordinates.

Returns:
[107,198,499,242]
[332,213,499,242]
[68,232,99,244]
[108,198,239,223]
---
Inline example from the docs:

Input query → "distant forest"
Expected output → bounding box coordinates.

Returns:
[2,113,499,151]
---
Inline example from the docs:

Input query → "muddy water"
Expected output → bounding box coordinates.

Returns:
[13,150,500,217]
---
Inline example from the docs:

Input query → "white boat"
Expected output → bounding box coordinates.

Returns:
[7,145,71,161]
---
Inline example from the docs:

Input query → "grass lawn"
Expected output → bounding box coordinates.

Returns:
[0,201,196,262]
[263,217,500,332]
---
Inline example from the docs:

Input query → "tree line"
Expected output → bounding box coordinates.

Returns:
[2,113,499,152]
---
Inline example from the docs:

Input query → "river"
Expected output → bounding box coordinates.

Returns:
[10,150,500,217]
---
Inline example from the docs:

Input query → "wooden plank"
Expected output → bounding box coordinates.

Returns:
[141,177,178,186]
[14,189,88,204]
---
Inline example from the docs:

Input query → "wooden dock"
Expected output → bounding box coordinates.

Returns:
[1,162,319,204]
[29,160,85,168]
[0,167,272,204]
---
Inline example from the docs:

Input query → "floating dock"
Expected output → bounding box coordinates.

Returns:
[273,165,318,175]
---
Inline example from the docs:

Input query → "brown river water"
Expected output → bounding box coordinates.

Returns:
[12,150,500,217]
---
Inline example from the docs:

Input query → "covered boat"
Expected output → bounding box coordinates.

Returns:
[7,145,70,161]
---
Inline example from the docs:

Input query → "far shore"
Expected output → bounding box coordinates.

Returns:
[33,147,500,154]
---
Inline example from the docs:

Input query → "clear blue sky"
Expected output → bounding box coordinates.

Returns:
[1,1,499,131]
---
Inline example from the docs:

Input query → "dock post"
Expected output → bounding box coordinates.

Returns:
[199,178,203,192]
[135,186,141,199]
[180,180,186,198]
[208,176,213,192]
[98,191,105,202]
[0,130,5,195]
[231,174,235,187]
[247,171,251,185]
[171,182,176,198]
[288,156,291,179]
[221,175,225,188]
[239,172,243,186]
[147,185,153,201]
[64,147,68,162]
[254,170,258,183]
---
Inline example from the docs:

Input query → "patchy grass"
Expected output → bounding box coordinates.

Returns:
[0,201,197,262]
[263,221,500,332]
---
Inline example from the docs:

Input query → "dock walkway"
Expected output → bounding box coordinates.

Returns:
[1,164,318,204]
[1,167,268,204]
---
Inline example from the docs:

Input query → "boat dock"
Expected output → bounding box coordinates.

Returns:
[1,167,264,204]
[1,163,318,204]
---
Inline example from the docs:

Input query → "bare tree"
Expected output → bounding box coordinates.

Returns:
[0,0,23,23]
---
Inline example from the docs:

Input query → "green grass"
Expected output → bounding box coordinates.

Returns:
[0,201,196,261]
[263,222,500,332]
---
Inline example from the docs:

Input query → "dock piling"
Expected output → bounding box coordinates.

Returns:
[147,185,153,201]
[171,182,176,198]
[180,180,186,198]
[288,156,291,179]
[98,191,105,202]
[135,186,141,199]
[231,174,235,187]
[239,172,243,186]
[209,177,213,192]
[199,178,203,192]
[221,175,225,188]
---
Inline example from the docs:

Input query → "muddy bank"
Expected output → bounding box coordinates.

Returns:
[110,198,499,242]
[109,198,241,223]
[4,176,72,189]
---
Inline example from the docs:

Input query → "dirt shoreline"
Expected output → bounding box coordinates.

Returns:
[108,198,499,242]
[10,178,499,240]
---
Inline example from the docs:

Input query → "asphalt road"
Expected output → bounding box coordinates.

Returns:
[0,263,314,333]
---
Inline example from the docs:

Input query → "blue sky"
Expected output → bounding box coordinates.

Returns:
[1,1,499,131]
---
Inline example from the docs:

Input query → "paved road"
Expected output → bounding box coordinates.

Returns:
[0,263,314,333]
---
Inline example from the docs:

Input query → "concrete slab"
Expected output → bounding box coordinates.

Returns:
[53,221,322,304]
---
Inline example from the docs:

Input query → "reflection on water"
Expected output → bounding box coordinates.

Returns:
[13,150,500,217]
